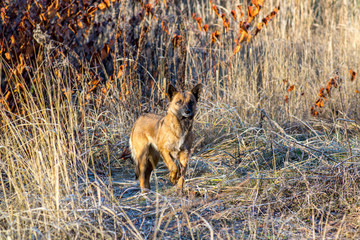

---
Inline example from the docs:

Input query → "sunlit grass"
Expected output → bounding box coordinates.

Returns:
[1,0,360,239]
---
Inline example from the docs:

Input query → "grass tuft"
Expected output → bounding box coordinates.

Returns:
[1,0,360,239]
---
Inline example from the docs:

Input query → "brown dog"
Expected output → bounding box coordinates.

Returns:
[129,83,202,191]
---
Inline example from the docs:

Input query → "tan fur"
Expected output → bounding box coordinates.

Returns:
[130,84,202,191]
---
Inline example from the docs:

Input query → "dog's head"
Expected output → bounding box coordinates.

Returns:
[167,83,202,120]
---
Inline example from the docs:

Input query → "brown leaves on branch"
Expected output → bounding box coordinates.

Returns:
[318,87,326,99]
[350,69,357,81]
[191,1,279,57]
[1,0,281,115]
[233,44,241,55]
[144,4,157,20]
[203,24,209,33]
[235,2,279,56]
[288,85,295,92]
[161,20,170,35]
[254,22,264,36]
[315,98,324,108]
[231,10,237,21]
[221,13,230,33]
[262,6,280,26]
[0,6,8,24]
[192,13,203,32]
[311,106,319,116]
[0,0,129,114]
[210,1,221,17]
[172,34,183,48]
[98,3,107,11]
[211,31,220,44]
[310,70,357,117]
[284,95,289,103]
[283,80,295,104]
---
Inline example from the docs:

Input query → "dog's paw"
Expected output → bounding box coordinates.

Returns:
[177,176,185,189]
[170,176,177,185]
[169,170,179,185]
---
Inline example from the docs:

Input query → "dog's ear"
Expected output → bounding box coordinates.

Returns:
[167,84,178,101]
[191,83,202,101]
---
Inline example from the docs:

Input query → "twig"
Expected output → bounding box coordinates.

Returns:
[338,85,352,157]
[273,131,338,163]
[257,108,338,163]
[191,211,214,240]
[332,155,360,169]
[336,118,355,123]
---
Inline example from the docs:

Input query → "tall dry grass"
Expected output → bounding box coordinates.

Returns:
[1,0,360,239]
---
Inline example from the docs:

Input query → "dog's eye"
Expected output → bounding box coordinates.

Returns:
[176,100,182,105]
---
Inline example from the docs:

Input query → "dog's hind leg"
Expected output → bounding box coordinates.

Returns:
[134,163,140,179]
[134,145,150,191]
[143,145,161,189]
[143,162,152,190]
[138,157,149,191]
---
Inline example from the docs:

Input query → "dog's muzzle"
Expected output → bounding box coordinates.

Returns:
[181,109,194,119]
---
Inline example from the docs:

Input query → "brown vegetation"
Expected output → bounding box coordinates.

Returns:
[0,0,359,239]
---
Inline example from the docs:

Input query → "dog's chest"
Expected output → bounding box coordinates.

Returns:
[177,133,187,150]
[167,130,188,152]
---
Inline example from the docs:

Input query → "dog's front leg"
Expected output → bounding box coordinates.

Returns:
[160,149,178,185]
[177,150,190,190]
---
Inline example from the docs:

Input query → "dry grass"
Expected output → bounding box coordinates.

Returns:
[1,0,360,239]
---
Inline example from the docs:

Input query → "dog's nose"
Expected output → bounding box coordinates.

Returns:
[185,109,191,115]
